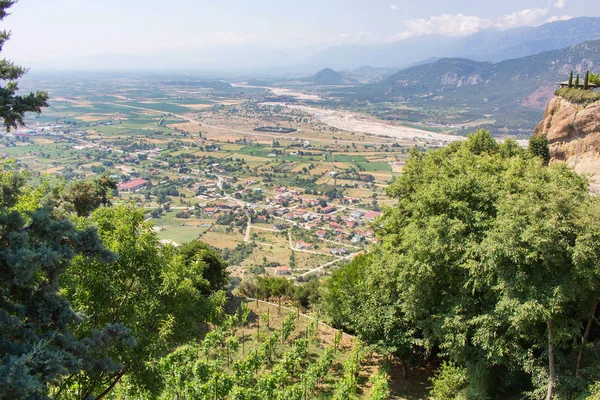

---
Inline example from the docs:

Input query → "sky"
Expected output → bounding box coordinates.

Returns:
[2,0,598,69]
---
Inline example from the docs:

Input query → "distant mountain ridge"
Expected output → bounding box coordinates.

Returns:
[344,40,600,132]
[309,17,600,69]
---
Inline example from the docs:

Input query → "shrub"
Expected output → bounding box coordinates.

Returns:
[556,87,600,106]
[430,363,468,400]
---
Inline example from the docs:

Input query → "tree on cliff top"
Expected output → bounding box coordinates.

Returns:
[568,71,574,88]
[0,1,48,130]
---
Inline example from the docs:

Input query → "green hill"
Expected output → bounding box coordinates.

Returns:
[313,68,346,85]
[347,40,600,133]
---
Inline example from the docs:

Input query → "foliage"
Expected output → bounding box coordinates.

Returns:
[368,370,390,400]
[0,1,48,130]
[155,309,356,400]
[322,130,600,398]
[178,239,229,294]
[588,382,600,400]
[56,175,117,217]
[61,205,227,397]
[568,71,574,88]
[590,72,600,85]
[333,341,366,399]
[556,87,600,105]
[528,134,550,165]
[430,363,468,400]
[584,71,590,90]
[0,163,123,399]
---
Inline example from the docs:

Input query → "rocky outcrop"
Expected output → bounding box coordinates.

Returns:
[535,96,600,192]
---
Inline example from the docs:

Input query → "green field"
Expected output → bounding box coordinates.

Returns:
[124,101,192,114]
[355,162,392,172]
[326,154,367,162]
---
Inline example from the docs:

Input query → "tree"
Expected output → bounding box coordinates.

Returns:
[0,164,122,399]
[528,134,551,165]
[178,239,229,294]
[56,175,117,217]
[575,73,580,88]
[62,206,226,397]
[589,72,600,86]
[568,71,574,88]
[323,131,600,399]
[0,2,48,130]
[584,70,590,90]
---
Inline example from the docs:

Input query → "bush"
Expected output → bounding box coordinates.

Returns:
[556,87,600,106]
[430,363,468,400]
[528,134,550,165]
[368,371,390,400]
[588,382,600,400]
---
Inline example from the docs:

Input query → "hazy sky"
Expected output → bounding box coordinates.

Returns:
[2,0,598,67]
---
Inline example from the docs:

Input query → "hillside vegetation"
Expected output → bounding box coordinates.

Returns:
[556,87,600,105]
[340,40,600,132]
[321,131,600,399]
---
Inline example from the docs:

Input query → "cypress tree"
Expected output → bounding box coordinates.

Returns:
[583,70,589,90]
[575,73,580,89]
[568,71,573,88]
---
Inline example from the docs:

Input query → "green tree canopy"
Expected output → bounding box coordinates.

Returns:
[0,163,123,399]
[323,130,600,399]
[528,134,551,165]
[178,239,229,294]
[62,205,228,397]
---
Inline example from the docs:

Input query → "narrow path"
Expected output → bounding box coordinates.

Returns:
[244,219,251,243]
[298,251,363,278]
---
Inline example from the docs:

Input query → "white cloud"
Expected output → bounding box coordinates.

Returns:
[546,15,573,22]
[390,8,553,41]
[390,13,492,40]
[554,0,567,9]
[357,31,373,38]
[390,5,399,11]
[495,8,549,29]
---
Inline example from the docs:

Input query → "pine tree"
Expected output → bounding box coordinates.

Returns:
[568,71,574,88]
[0,4,131,398]
[575,73,580,89]
[584,70,590,90]
[0,2,48,130]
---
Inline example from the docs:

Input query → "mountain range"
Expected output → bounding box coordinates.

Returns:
[328,39,600,133]
[308,17,600,69]
[37,17,600,73]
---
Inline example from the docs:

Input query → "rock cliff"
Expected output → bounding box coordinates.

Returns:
[535,96,600,192]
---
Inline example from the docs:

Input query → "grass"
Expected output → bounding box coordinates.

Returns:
[237,145,275,158]
[326,154,367,163]
[157,225,207,245]
[151,212,211,245]
[355,162,392,172]
[201,230,245,249]
[123,101,193,114]
[556,88,600,106]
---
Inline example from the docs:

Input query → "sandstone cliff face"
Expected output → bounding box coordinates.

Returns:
[535,96,600,192]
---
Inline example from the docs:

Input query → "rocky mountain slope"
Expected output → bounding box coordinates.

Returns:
[535,96,600,192]
[341,40,600,132]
